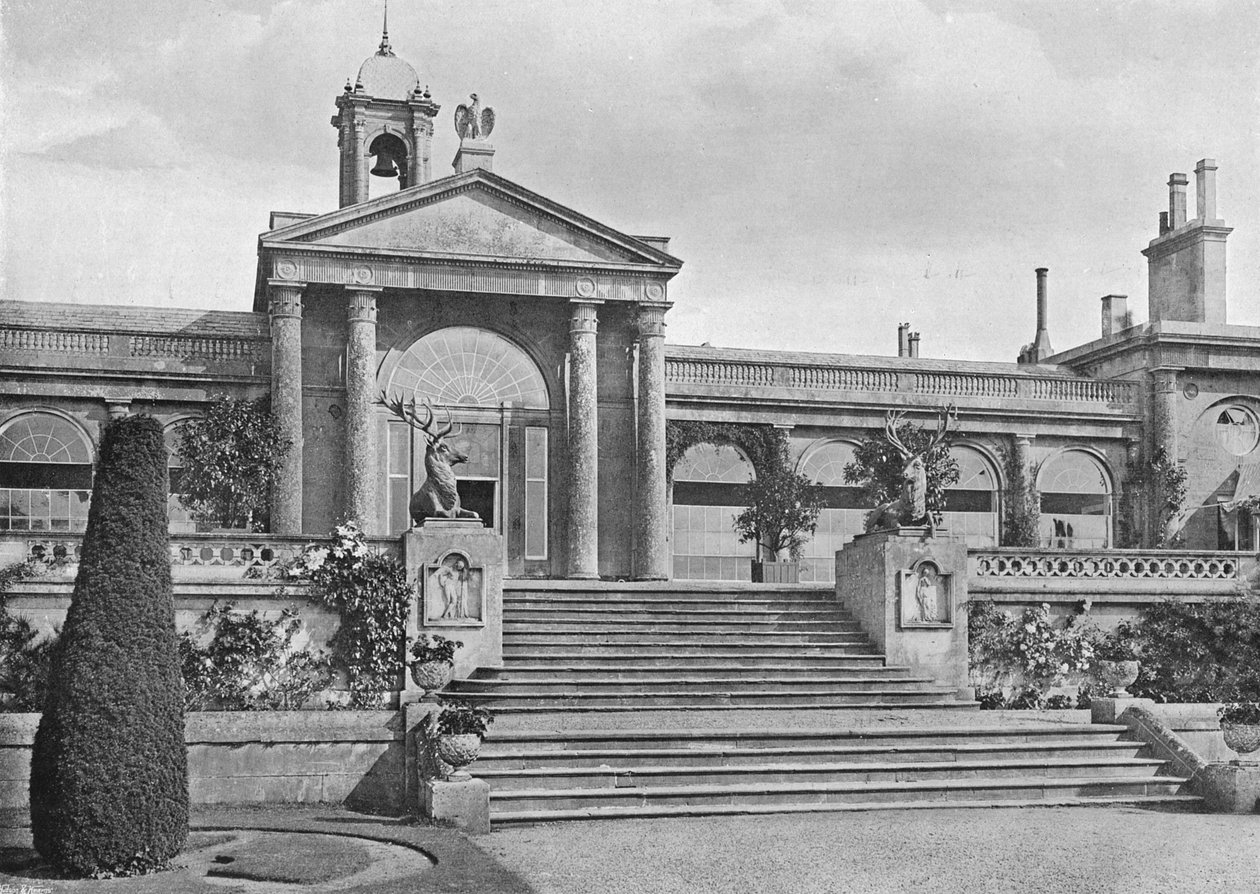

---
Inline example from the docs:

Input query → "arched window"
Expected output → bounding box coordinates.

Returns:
[386,327,549,409]
[672,444,755,581]
[796,441,867,582]
[1038,450,1112,548]
[942,445,999,546]
[0,413,93,532]
[164,421,196,534]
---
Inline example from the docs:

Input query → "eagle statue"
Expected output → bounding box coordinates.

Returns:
[454,93,495,142]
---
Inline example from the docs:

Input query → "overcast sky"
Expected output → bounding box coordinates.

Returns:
[2,0,1257,362]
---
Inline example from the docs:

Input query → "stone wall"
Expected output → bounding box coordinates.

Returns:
[0,711,405,812]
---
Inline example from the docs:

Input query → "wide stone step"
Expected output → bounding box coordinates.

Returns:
[489,793,1204,824]
[470,665,916,681]
[504,609,861,626]
[476,740,1147,769]
[484,703,976,725]
[451,676,937,695]
[445,688,960,708]
[501,629,866,644]
[477,756,1168,790]
[488,774,1190,813]
[504,597,844,613]
[482,725,1131,750]
[499,648,887,663]
[504,584,833,599]
[503,620,864,634]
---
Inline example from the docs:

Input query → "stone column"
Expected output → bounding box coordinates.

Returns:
[634,304,669,580]
[1151,368,1182,463]
[566,300,601,579]
[268,280,305,534]
[345,287,382,534]
[1013,434,1036,546]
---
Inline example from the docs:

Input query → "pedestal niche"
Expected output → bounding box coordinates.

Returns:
[835,527,969,692]
[403,520,504,696]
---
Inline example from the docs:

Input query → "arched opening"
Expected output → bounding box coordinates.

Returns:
[0,412,93,532]
[368,132,411,198]
[671,443,756,581]
[383,326,551,574]
[1038,450,1112,548]
[942,445,1000,546]
[796,440,868,582]
[163,420,197,534]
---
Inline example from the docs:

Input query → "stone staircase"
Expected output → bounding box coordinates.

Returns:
[445,582,1200,823]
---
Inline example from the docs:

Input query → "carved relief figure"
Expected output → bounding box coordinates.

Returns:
[914,564,941,623]
[865,405,956,536]
[378,392,481,524]
[435,556,469,619]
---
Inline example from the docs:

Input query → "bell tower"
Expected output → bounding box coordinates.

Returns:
[331,6,440,207]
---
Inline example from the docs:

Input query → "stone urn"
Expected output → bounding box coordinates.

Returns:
[410,660,453,697]
[1221,722,1260,759]
[436,733,483,778]
[1097,660,1140,697]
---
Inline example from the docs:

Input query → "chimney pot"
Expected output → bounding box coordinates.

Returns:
[1168,172,1189,229]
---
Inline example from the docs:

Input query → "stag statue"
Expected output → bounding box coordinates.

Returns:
[864,405,957,536]
[378,393,481,524]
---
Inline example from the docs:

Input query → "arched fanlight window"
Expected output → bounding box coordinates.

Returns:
[672,444,755,581]
[796,440,868,582]
[0,413,94,532]
[942,445,999,546]
[1038,450,1112,549]
[386,327,549,409]
[673,444,755,483]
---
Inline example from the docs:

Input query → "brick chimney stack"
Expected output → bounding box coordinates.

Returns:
[1168,173,1188,229]
[897,322,911,358]
[908,332,921,358]
[1196,158,1219,222]
[1101,294,1130,338]
[1028,267,1054,361]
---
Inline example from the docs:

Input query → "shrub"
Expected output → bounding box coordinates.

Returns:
[0,614,58,712]
[288,522,412,707]
[30,414,188,877]
[843,417,960,519]
[435,698,494,737]
[409,634,463,667]
[176,395,288,531]
[179,603,332,711]
[967,600,1095,709]
[731,447,825,561]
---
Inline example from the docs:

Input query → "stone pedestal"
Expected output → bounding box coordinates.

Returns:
[834,528,969,691]
[1199,762,1260,814]
[1091,696,1156,725]
[422,778,491,833]
[403,520,504,690]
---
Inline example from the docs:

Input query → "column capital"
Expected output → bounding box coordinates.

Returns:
[1150,366,1184,391]
[267,279,306,319]
[345,286,382,323]
[570,299,601,335]
[104,398,131,419]
[1013,433,1036,445]
[636,303,669,338]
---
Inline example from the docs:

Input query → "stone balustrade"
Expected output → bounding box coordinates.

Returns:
[971,549,1241,581]
[2,327,268,367]
[1,328,111,354]
[128,334,268,363]
[12,533,402,576]
[664,357,1137,407]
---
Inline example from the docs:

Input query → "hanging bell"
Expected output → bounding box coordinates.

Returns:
[370,151,400,178]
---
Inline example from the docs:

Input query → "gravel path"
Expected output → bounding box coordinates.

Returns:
[481,806,1260,894]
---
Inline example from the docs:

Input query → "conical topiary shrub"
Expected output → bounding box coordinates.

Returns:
[30,414,188,876]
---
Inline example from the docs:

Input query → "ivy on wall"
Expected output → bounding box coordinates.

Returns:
[665,420,782,482]
[1000,443,1041,548]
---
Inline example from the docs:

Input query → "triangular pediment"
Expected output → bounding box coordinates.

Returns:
[262,170,678,268]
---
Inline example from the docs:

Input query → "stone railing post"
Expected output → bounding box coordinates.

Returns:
[566,300,601,579]
[345,287,382,534]
[268,279,305,534]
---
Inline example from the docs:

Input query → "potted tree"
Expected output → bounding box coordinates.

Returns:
[733,456,824,584]
[408,634,462,698]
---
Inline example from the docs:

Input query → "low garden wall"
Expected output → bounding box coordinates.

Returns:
[0,710,406,813]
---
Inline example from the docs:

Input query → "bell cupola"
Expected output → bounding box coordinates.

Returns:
[331,5,440,206]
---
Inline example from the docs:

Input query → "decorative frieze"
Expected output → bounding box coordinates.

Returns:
[972,550,1238,581]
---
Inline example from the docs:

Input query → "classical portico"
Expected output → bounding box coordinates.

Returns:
[255,167,681,578]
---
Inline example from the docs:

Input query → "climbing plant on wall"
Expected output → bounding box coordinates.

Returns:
[665,421,781,481]
[999,443,1041,548]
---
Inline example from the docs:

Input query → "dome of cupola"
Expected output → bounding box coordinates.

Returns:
[354,11,420,100]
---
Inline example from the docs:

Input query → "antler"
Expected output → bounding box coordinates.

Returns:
[924,403,957,453]
[377,391,438,439]
[884,410,911,460]
[434,405,455,439]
